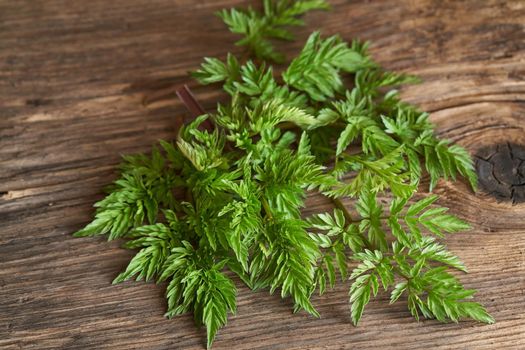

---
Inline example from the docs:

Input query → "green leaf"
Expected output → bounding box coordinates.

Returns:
[336,123,355,156]
[390,282,407,304]
[349,274,372,325]
[218,1,329,62]
[420,211,471,235]
[458,302,495,324]
[283,32,372,101]
[407,195,439,216]
[413,237,467,272]
[113,223,178,283]
[328,147,415,199]
[203,269,237,348]
[192,54,240,88]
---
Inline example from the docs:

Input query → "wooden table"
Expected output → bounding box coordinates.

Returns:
[1,1,524,349]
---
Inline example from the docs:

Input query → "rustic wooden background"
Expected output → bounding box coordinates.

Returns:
[1,0,524,349]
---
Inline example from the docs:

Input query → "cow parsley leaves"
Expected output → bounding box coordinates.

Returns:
[75,1,492,348]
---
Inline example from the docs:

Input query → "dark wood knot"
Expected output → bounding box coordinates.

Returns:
[475,143,525,204]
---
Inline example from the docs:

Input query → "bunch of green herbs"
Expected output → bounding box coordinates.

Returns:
[75,1,493,347]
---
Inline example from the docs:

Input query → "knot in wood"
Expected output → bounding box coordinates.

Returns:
[475,143,525,204]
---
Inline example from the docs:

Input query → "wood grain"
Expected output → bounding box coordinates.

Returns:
[1,0,524,349]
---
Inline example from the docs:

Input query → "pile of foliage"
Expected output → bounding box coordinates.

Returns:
[75,0,493,347]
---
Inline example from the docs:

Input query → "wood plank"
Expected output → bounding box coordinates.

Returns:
[1,0,524,349]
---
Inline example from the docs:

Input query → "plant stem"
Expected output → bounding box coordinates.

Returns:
[392,266,410,280]
[331,197,353,223]
[175,84,214,130]
[330,197,377,251]
[261,197,273,220]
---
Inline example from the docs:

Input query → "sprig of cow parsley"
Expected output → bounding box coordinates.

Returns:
[75,1,492,348]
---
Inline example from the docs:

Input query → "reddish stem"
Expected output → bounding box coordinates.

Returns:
[175,85,213,131]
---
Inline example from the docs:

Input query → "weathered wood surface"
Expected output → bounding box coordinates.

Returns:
[1,0,524,349]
